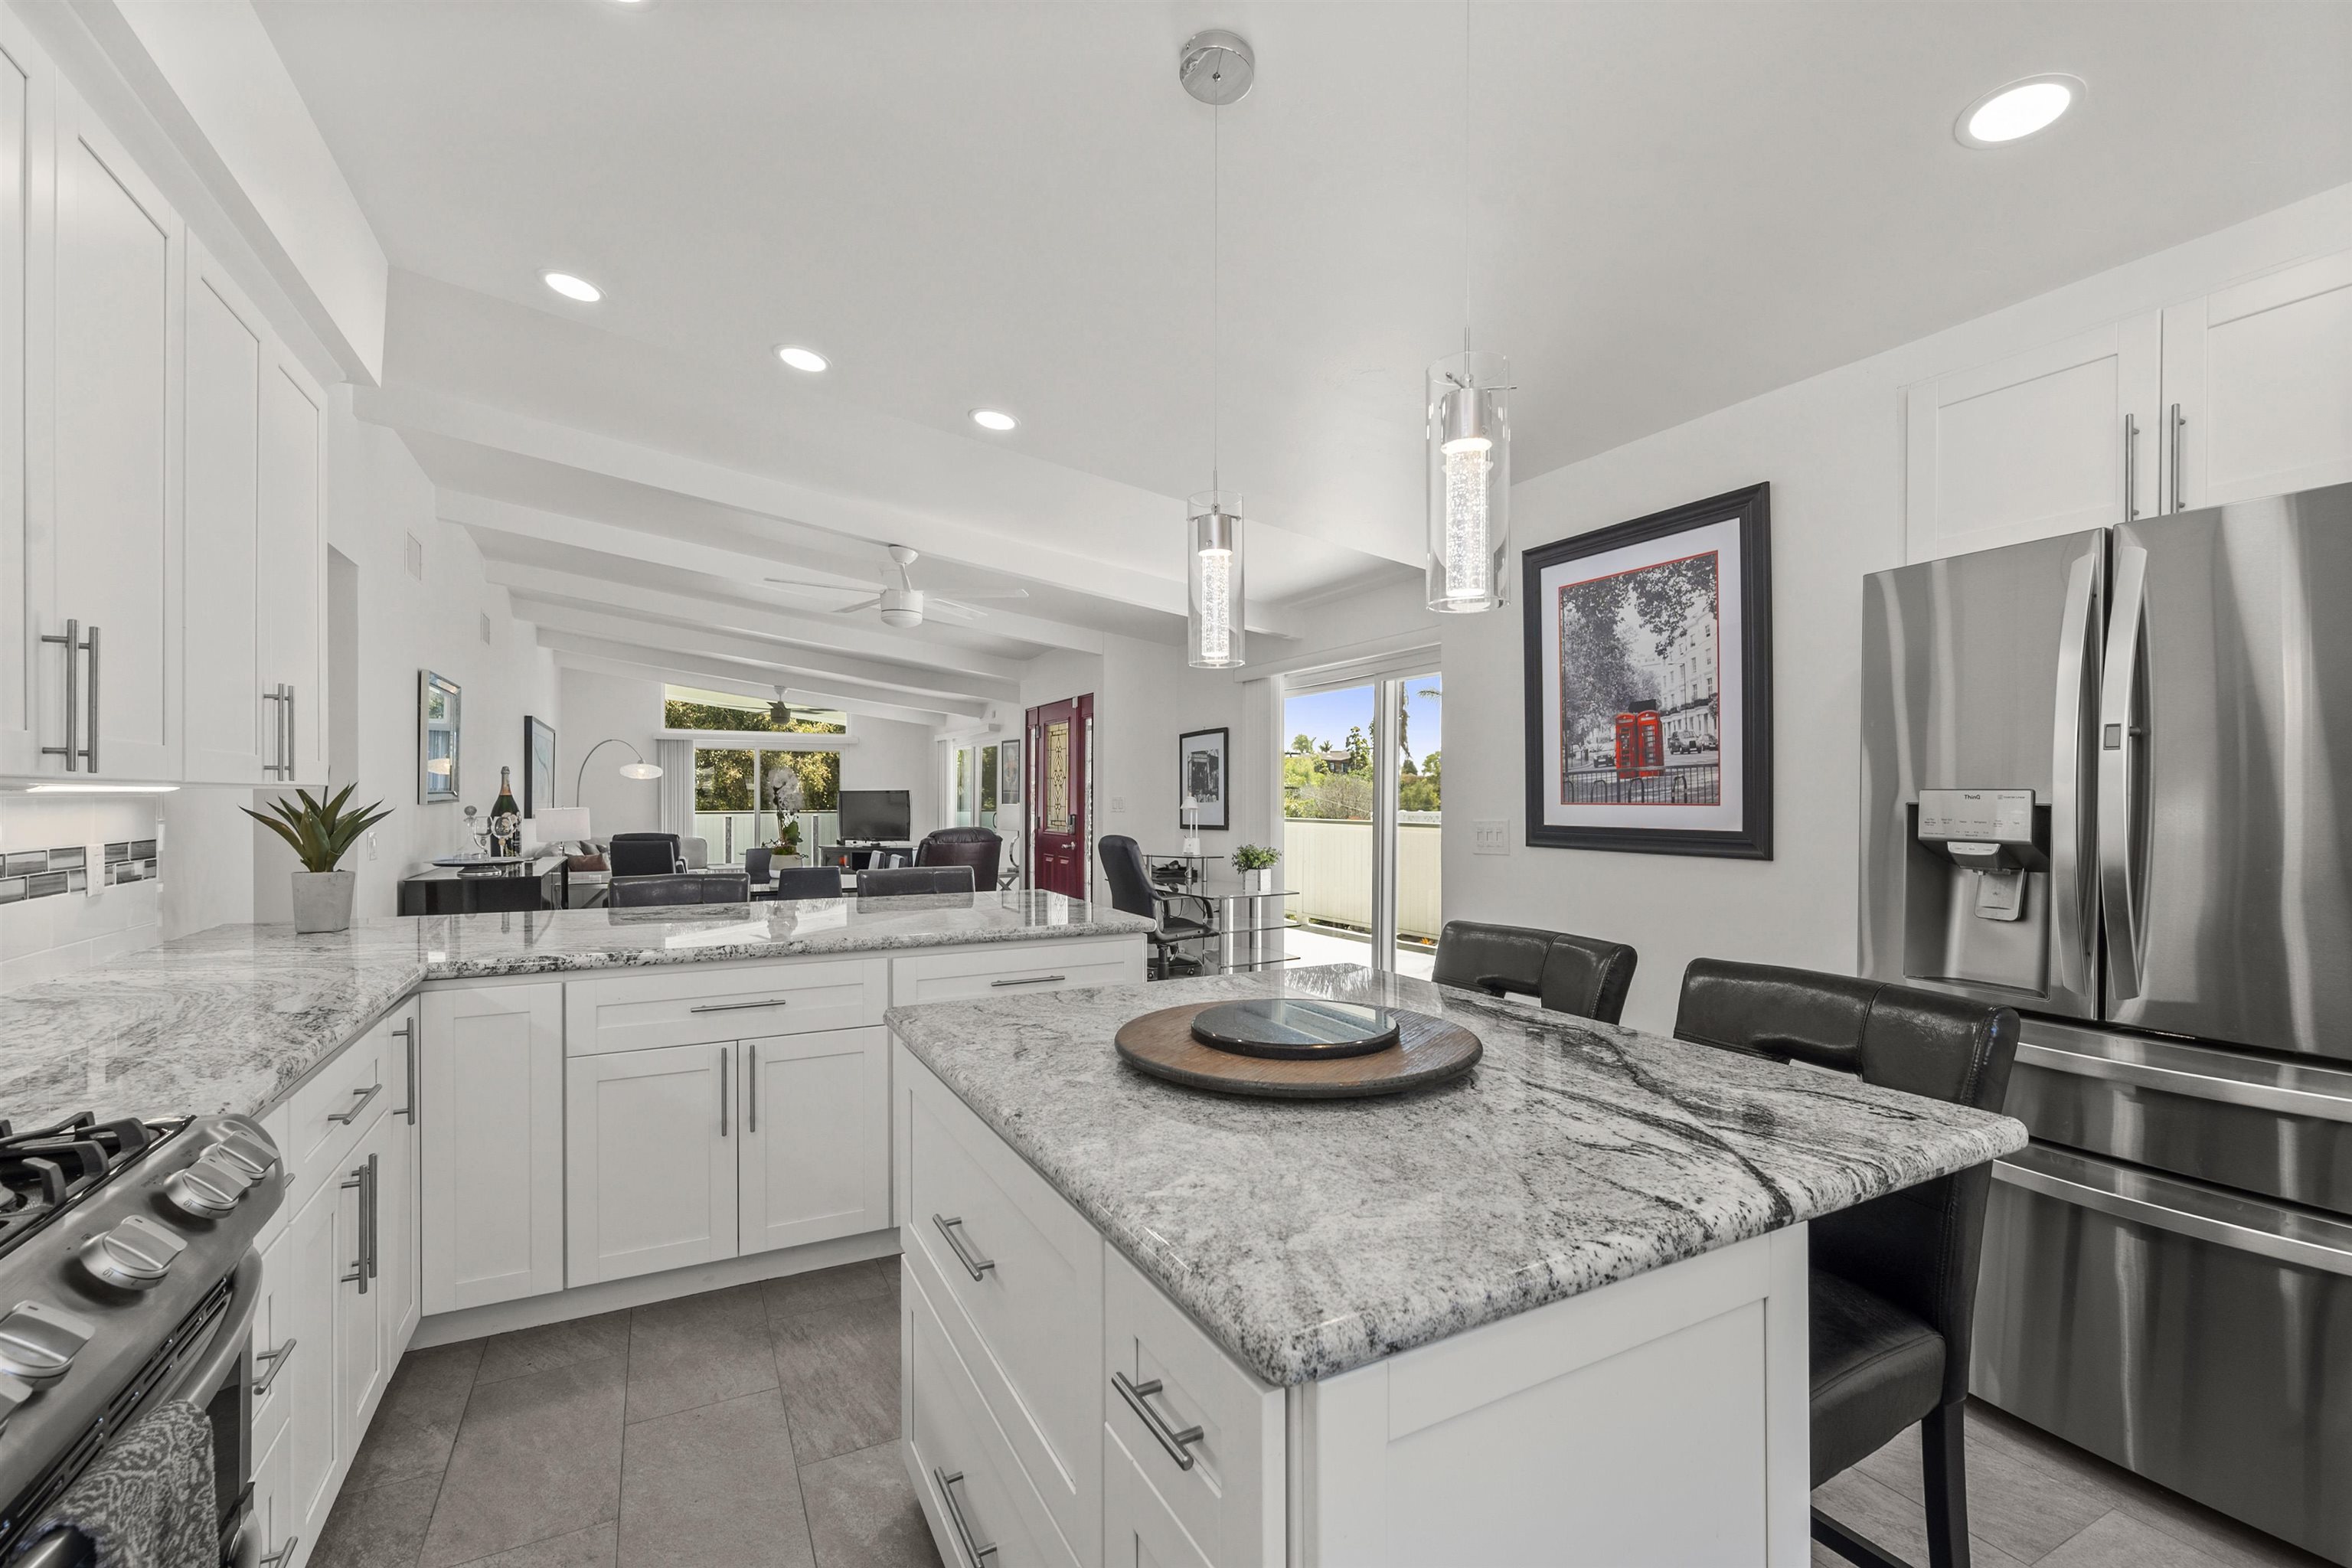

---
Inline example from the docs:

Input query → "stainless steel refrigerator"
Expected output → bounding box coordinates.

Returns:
[1859,482,2352,1565]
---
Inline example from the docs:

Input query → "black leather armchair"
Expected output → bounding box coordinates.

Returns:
[608,832,684,877]
[916,828,1003,889]
[1673,959,2020,1568]
[1431,920,1638,1025]
[1100,835,1209,980]
[769,867,844,901]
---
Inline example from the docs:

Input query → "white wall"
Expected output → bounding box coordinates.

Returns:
[557,667,663,837]
[1441,181,2352,1034]
[842,714,940,842]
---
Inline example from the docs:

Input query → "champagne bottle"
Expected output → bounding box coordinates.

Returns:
[490,766,521,858]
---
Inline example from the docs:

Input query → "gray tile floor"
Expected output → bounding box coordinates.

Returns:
[317,1261,2325,1568]
[311,1259,942,1568]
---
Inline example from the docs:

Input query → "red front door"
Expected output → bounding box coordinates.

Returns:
[1027,694,1092,898]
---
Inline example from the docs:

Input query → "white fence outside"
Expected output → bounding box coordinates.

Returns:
[691,811,838,864]
[1282,818,1442,941]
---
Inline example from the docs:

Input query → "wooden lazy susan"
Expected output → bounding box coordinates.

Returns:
[1114,997,1481,1099]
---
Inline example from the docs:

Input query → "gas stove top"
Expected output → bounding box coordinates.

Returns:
[0,1115,192,1262]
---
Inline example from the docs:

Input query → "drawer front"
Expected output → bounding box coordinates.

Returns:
[904,1051,1102,1557]
[890,938,1143,1007]
[286,1021,391,1214]
[1104,1423,1215,1568]
[1102,1247,1284,1568]
[906,1262,1080,1568]
[565,958,885,1055]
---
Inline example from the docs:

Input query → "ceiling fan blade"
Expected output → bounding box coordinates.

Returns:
[952,589,1031,603]
[927,598,990,620]
[764,576,879,594]
[830,596,885,614]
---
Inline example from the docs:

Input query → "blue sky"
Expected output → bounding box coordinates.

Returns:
[1282,674,1444,765]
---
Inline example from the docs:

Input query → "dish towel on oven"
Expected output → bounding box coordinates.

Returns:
[21,1399,217,1568]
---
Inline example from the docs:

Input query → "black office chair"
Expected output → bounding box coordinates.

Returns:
[609,873,750,907]
[769,867,844,901]
[861,864,975,897]
[608,832,684,877]
[1100,835,1210,981]
[1431,920,1638,1025]
[744,847,773,892]
[1672,959,2020,1568]
[916,828,1002,888]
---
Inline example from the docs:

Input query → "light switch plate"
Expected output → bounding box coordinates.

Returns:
[1110,796,1128,815]
[365,830,379,862]
[1473,818,1510,855]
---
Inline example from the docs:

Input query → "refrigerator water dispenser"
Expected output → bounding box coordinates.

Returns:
[1903,787,2051,992]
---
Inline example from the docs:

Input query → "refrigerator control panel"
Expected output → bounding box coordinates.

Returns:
[1916,789,2036,846]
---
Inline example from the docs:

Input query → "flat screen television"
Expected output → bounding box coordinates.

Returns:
[837,789,912,842]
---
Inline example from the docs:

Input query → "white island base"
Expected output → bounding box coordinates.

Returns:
[895,1043,1814,1568]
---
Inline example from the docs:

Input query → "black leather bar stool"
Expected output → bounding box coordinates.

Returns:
[1672,959,2020,1568]
[1432,920,1638,1025]
[861,864,975,897]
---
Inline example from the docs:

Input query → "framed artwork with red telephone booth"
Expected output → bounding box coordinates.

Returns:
[1522,483,1772,858]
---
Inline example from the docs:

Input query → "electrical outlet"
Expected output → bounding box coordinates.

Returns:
[1473,818,1510,854]
[84,843,105,896]
[365,829,380,861]
[1110,796,1128,814]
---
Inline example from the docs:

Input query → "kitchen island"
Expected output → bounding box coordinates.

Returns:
[887,965,2027,1567]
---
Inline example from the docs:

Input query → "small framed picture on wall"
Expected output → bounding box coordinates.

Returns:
[998,738,1022,804]
[1178,727,1230,831]
[523,716,557,818]
[1522,482,1772,858]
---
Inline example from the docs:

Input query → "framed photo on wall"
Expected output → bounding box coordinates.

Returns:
[1522,482,1772,858]
[1178,727,1230,831]
[998,738,1022,804]
[524,716,557,818]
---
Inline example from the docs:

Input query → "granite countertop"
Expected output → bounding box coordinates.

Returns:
[885,965,2030,1386]
[0,893,1150,1127]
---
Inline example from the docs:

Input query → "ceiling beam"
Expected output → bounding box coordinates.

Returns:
[547,645,960,730]
[538,631,991,724]
[363,383,1312,630]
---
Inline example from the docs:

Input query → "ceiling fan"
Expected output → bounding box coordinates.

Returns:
[765,544,1029,629]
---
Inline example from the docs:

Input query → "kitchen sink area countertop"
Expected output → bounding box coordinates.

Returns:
[887,965,2029,1386]
[0,893,1151,1128]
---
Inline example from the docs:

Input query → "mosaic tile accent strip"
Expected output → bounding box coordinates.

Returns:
[0,844,160,903]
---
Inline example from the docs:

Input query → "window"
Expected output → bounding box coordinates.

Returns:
[1282,668,1440,978]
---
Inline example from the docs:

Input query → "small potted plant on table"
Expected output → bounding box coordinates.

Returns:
[1232,843,1279,893]
[244,785,394,934]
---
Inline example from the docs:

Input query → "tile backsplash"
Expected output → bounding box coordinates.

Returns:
[0,796,165,991]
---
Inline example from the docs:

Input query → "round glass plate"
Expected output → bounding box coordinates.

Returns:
[1188,998,1402,1060]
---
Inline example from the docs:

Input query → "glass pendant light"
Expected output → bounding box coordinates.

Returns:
[1181,31,1253,668]
[1426,8,1510,613]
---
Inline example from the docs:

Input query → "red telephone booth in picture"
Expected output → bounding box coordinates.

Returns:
[1613,713,1641,779]
[1635,711,1665,776]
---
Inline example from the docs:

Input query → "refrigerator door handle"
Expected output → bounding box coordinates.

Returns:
[2098,544,2151,1000]
[2050,551,2100,1004]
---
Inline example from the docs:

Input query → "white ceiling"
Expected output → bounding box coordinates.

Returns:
[256,0,2352,719]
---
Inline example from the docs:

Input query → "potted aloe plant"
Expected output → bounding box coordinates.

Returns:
[244,785,394,934]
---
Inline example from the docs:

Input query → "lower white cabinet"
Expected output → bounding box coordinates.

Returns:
[284,1168,341,1547]
[566,1040,739,1286]
[740,1027,890,1254]
[244,1405,297,1568]
[420,982,564,1314]
[565,1026,892,1285]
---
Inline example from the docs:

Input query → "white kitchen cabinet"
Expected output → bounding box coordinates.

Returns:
[244,1403,297,1568]
[740,1027,890,1256]
[258,349,326,787]
[421,982,565,1314]
[1905,314,2161,564]
[49,78,181,779]
[250,1221,296,1454]
[332,1118,389,1471]
[181,234,267,783]
[379,1002,422,1359]
[2161,248,2352,512]
[0,13,50,776]
[284,1174,342,1547]
[567,1040,740,1285]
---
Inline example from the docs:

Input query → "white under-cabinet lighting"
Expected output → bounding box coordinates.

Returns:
[15,783,179,794]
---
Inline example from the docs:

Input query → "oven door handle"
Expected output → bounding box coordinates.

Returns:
[167,1249,264,1406]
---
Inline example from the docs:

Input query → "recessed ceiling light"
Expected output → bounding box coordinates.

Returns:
[970,409,1018,433]
[776,345,828,374]
[541,270,603,302]
[1956,75,2082,149]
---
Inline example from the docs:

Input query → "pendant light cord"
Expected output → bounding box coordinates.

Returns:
[1462,0,1473,363]
[1213,95,1222,495]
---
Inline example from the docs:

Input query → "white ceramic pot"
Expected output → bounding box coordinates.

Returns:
[1249,867,1272,893]
[291,869,355,934]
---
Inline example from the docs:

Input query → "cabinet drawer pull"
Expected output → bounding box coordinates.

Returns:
[931,1214,995,1281]
[326,1082,382,1125]
[259,1534,301,1568]
[1113,1371,1206,1470]
[689,998,792,1014]
[933,1468,998,1565]
[252,1338,297,1397]
[988,974,1067,988]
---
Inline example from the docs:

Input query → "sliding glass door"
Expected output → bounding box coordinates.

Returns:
[1282,666,1440,977]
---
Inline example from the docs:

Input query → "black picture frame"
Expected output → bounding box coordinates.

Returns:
[1521,482,1772,859]
[1178,727,1230,831]
[523,715,557,818]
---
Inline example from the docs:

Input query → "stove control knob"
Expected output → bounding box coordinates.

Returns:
[78,1214,188,1291]
[204,1121,279,1181]
[0,1300,96,1387]
[165,1152,253,1218]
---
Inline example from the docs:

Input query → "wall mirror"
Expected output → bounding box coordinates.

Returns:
[420,671,462,802]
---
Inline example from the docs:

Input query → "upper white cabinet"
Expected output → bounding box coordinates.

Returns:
[260,351,326,786]
[1906,246,2352,564]
[1904,315,2161,564]
[51,82,181,780]
[0,16,47,776]
[2161,250,2352,511]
